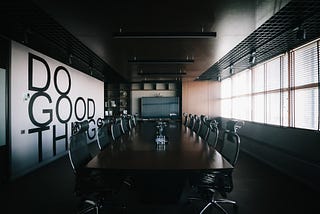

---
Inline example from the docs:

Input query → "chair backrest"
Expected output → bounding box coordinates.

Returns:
[220,130,240,166]
[183,112,188,126]
[192,115,201,133]
[188,114,195,129]
[96,118,112,150]
[69,120,91,174]
[212,117,224,152]
[111,117,122,140]
[121,116,130,133]
[226,119,245,133]
[131,114,137,127]
[205,120,219,148]
[220,119,243,166]
[198,115,209,140]
[128,115,135,129]
[213,131,240,195]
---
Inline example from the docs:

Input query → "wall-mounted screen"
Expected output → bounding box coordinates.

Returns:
[141,96,180,119]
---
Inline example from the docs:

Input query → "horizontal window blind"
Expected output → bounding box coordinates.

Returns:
[252,65,264,93]
[291,42,319,130]
[221,77,232,118]
[266,57,281,91]
[294,42,318,87]
[219,38,320,131]
[221,78,231,98]
[294,88,318,129]
[252,94,264,123]
[221,99,231,118]
[266,92,280,125]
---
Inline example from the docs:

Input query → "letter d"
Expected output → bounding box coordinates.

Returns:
[28,53,51,91]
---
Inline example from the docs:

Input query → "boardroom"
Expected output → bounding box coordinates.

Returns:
[1,0,320,213]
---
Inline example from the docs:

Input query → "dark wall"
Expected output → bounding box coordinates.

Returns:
[0,37,9,68]
[219,117,320,191]
[0,37,10,183]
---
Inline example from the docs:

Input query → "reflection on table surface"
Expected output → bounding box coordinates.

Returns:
[86,121,232,171]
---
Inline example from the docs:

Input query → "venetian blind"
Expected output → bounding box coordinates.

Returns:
[291,42,319,130]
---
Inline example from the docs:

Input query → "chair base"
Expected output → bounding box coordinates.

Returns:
[199,198,237,214]
[189,193,238,214]
[78,199,100,214]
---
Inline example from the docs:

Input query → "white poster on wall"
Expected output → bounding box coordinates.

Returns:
[0,68,6,146]
[10,41,104,178]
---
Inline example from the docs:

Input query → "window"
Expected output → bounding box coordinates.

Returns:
[220,69,251,120]
[231,69,251,120]
[221,78,231,118]
[252,93,264,123]
[294,88,318,129]
[291,42,319,130]
[220,39,320,131]
[265,57,282,125]
[252,65,265,123]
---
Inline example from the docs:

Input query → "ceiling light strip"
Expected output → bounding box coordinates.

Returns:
[128,59,194,64]
[138,72,187,75]
[113,32,216,39]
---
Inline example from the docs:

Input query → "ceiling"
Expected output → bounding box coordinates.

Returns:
[29,0,289,82]
[4,0,320,83]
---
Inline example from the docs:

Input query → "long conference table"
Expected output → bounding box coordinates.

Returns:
[86,120,233,202]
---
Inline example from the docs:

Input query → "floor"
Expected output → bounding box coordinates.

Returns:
[0,148,319,214]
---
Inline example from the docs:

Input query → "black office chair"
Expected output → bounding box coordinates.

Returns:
[132,114,137,127]
[69,120,132,213]
[120,115,130,134]
[111,117,123,141]
[198,115,209,140]
[189,120,243,214]
[205,120,219,148]
[183,112,189,126]
[96,118,112,151]
[214,117,225,152]
[217,120,244,168]
[188,114,195,129]
[128,115,135,129]
[69,120,109,214]
[192,115,201,134]
[128,115,135,130]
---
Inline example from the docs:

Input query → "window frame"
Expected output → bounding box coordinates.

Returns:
[219,38,320,131]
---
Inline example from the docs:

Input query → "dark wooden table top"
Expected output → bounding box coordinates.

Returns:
[86,121,233,172]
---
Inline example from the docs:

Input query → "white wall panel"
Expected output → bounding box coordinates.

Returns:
[0,69,6,146]
[10,41,104,178]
